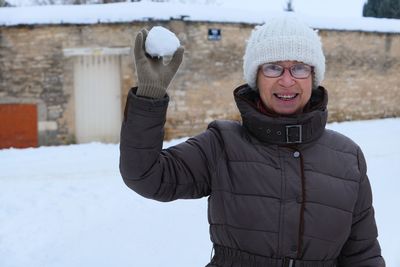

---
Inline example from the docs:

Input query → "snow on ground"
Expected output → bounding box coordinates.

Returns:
[0,118,399,267]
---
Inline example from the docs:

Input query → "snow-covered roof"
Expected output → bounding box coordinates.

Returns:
[1,1,400,33]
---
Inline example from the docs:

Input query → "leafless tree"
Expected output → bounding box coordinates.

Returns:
[284,0,294,12]
[0,0,12,7]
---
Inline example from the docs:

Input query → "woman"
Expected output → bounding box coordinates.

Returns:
[119,16,385,267]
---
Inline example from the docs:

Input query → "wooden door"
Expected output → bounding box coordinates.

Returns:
[0,104,38,149]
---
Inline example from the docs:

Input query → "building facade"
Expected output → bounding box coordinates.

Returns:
[0,20,399,147]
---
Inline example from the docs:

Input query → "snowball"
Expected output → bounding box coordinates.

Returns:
[145,26,180,58]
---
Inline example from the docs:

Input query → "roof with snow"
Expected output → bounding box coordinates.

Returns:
[1,1,400,33]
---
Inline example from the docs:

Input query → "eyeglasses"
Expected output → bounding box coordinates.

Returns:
[260,63,313,79]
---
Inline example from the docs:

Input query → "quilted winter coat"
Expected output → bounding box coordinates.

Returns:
[119,85,385,267]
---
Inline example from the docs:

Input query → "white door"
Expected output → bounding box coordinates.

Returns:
[73,54,122,143]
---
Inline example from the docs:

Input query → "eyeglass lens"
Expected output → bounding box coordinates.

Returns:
[262,64,312,79]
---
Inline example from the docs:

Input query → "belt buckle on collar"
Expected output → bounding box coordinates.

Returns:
[283,257,295,267]
[286,125,302,144]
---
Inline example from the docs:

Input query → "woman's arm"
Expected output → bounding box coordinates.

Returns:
[338,147,385,267]
[119,89,223,202]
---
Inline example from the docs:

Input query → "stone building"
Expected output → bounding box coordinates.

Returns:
[0,4,399,148]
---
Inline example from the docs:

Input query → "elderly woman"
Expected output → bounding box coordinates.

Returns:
[119,15,385,267]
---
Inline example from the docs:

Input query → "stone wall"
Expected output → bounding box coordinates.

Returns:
[321,30,400,121]
[0,21,399,144]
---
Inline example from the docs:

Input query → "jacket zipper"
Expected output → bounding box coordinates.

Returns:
[297,151,306,258]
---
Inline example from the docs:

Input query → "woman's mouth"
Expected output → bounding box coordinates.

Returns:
[274,93,299,101]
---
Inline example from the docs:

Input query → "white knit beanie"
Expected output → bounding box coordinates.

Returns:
[243,15,325,89]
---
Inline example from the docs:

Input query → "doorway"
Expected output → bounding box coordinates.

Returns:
[73,54,122,143]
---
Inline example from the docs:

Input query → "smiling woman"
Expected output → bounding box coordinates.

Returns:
[243,14,324,116]
[119,14,385,267]
[257,61,313,115]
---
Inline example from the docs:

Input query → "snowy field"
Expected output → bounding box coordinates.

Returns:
[0,118,399,267]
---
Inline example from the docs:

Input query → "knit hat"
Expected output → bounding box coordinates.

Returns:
[243,15,325,89]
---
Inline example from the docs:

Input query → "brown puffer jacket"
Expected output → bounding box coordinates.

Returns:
[120,85,385,267]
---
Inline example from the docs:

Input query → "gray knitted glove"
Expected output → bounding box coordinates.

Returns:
[134,28,184,98]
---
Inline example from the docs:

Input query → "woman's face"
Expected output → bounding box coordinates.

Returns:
[257,61,313,115]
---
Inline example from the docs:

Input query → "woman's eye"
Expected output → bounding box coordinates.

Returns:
[269,65,282,71]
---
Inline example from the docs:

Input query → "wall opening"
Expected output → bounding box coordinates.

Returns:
[0,104,38,149]
[73,54,122,143]
[64,47,130,144]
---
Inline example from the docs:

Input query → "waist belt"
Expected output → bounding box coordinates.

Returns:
[211,245,337,267]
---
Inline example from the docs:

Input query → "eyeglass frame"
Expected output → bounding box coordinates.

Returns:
[260,63,314,79]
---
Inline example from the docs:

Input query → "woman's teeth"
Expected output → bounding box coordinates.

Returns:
[275,94,298,100]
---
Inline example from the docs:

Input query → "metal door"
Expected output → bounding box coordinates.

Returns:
[73,55,122,143]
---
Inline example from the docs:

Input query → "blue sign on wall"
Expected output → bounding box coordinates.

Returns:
[208,29,221,41]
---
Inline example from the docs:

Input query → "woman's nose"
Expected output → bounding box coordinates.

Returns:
[278,68,296,87]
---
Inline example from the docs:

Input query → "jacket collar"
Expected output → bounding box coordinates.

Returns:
[234,84,328,145]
